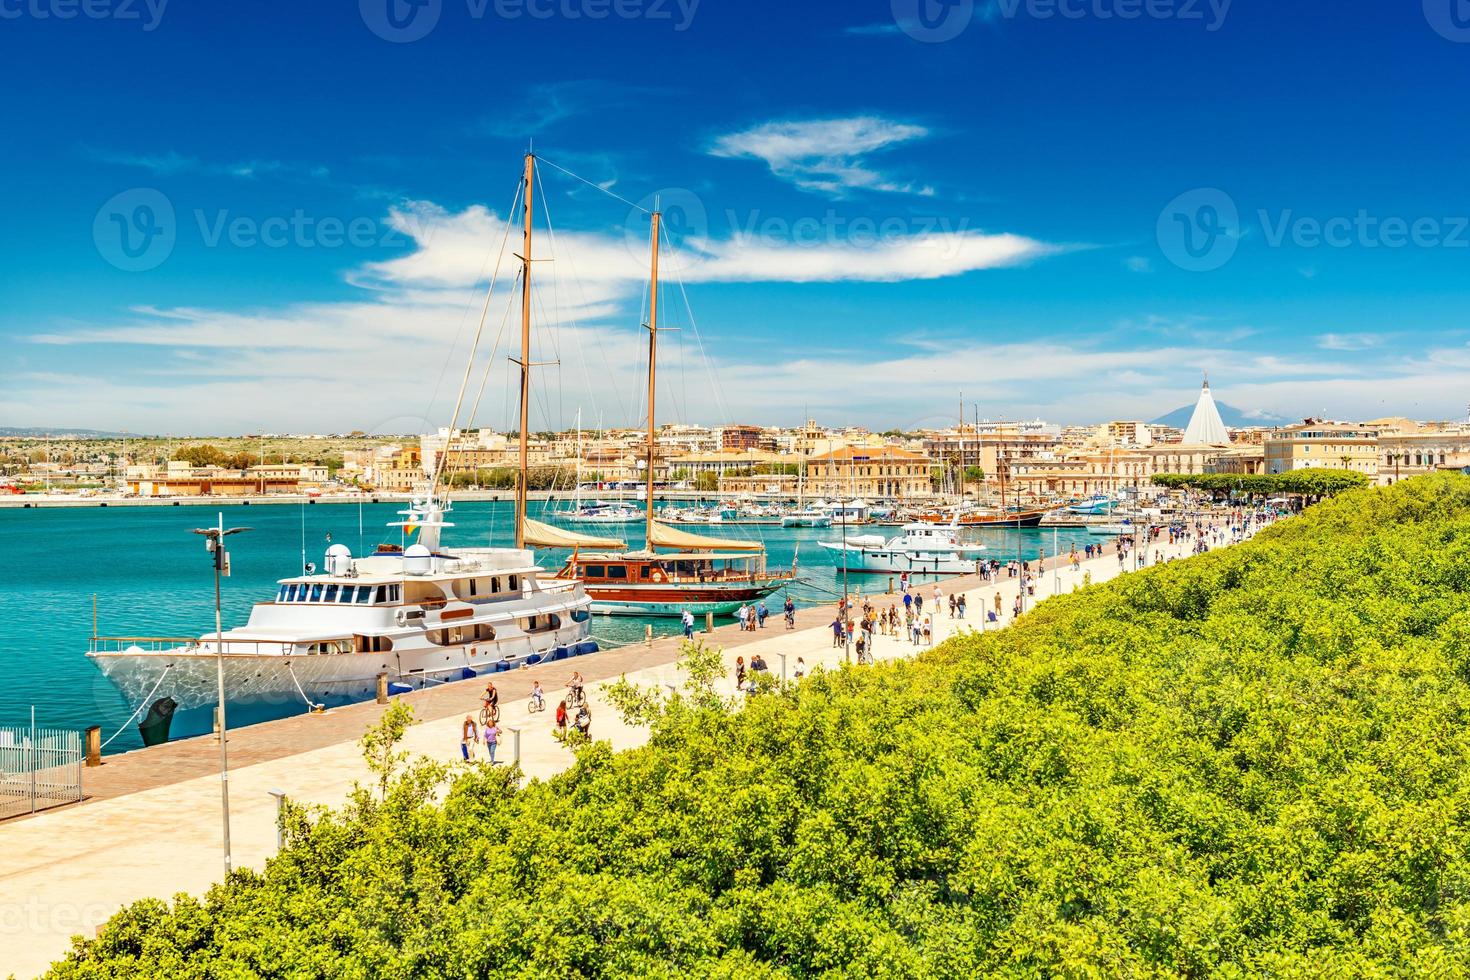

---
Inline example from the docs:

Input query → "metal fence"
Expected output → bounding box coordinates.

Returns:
[0,723,83,820]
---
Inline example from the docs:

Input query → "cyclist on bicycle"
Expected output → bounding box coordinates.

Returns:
[480,681,500,722]
[783,596,796,630]
[529,680,545,712]
[567,670,585,707]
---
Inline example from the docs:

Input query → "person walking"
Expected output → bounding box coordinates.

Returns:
[460,716,478,761]
[993,591,1002,619]
[483,719,500,764]
[757,601,769,628]
[831,615,844,647]
[735,655,747,692]
[784,595,796,629]
[957,593,967,619]
[794,656,806,679]
[737,604,749,632]
[682,608,695,639]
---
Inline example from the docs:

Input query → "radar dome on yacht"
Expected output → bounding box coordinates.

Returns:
[325,543,352,576]
[403,543,433,576]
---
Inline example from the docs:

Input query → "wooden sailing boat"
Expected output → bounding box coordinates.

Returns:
[548,204,796,616]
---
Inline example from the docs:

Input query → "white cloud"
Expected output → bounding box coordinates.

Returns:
[1317,332,1383,351]
[709,117,934,196]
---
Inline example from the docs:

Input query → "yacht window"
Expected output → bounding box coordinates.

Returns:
[605,565,628,579]
[491,576,501,594]
[507,575,519,592]
[324,584,339,603]
[277,586,288,602]
[356,587,373,604]
[391,585,402,601]
[309,583,324,602]
[338,586,355,603]
[374,585,388,603]
[583,565,605,578]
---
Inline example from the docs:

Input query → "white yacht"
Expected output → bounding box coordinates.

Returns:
[781,507,833,527]
[818,522,987,574]
[566,500,641,524]
[88,500,595,712]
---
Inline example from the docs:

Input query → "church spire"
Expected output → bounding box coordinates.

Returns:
[1183,376,1230,445]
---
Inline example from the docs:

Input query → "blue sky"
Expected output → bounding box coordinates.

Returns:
[3,0,1469,434]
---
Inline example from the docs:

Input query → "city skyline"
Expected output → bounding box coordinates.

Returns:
[4,3,1470,432]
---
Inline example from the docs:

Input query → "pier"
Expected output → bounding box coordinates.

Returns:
[0,526,1253,979]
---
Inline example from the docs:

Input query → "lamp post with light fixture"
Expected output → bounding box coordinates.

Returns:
[192,514,251,878]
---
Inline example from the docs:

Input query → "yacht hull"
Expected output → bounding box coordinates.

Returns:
[818,543,984,575]
[90,622,593,711]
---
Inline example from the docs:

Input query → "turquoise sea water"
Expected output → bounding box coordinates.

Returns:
[0,501,1101,752]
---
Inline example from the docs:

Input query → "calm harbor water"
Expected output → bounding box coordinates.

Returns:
[0,501,1102,752]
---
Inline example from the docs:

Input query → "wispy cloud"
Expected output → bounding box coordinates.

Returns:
[84,146,330,181]
[1125,255,1152,273]
[1317,332,1382,351]
[844,22,904,35]
[709,116,934,197]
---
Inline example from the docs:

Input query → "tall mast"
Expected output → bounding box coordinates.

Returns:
[644,210,661,547]
[515,152,534,549]
[956,390,964,499]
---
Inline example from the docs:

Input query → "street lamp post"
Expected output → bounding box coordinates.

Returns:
[192,514,251,879]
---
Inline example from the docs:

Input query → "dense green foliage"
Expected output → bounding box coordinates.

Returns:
[1153,468,1369,498]
[50,476,1470,977]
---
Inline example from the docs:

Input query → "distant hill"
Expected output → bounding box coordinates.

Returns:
[0,427,131,438]
[1151,403,1291,430]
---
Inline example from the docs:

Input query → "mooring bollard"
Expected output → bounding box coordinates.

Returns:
[705,611,714,634]
[375,672,388,704]
[268,789,286,854]
[888,576,894,595]
[85,726,101,768]
[508,726,522,766]
[645,624,653,647]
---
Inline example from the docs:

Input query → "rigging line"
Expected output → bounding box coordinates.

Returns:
[98,663,174,749]
[422,177,522,453]
[466,270,520,430]
[658,221,751,547]
[536,155,651,214]
[661,219,732,427]
[530,162,567,430]
[428,177,524,498]
[533,160,629,427]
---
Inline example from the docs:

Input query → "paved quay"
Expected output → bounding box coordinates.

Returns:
[0,530,1237,979]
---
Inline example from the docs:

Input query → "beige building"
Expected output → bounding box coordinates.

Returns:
[125,460,329,497]
[805,445,933,499]
[1263,421,1379,476]
[1369,418,1470,484]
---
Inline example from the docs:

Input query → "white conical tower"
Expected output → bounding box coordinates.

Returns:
[1183,376,1231,445]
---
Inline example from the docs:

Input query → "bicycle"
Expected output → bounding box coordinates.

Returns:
[528,690,546,713]
[478,701,500,728]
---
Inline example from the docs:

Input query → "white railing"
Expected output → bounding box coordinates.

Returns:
[0,723,83,821]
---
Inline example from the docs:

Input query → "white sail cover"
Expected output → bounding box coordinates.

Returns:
[647,519,762,552]
[1183,379,1231,445]
[521,518,626,550]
